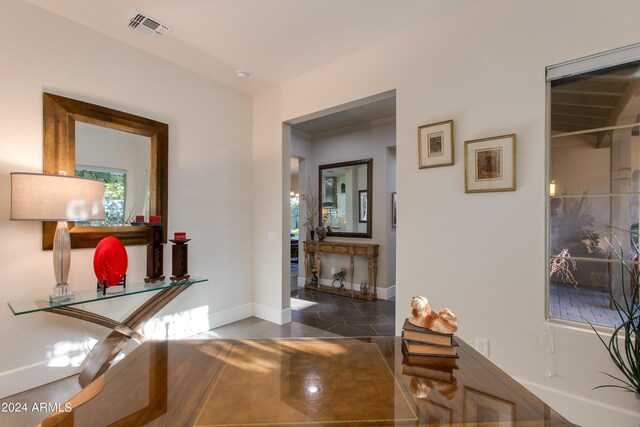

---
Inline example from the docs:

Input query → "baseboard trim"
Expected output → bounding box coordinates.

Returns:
[517,378,640,427]
[253,303,290,325]
[209,303,254,330]
[378,285,395,300]
[297,278,395,300]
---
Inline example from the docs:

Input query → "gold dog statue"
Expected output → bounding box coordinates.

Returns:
[409,295,458,334]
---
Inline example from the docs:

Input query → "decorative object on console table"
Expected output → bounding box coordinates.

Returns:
[331,268,347,289]
[130,215,146,226]
[145,216,165,283]
[170,232,190,281]
[94,237,128,296]
[418,119,454,169]
[315,225,327,241]
[10,172,105,303]
[464,134,516,193]
[300,179,318,242]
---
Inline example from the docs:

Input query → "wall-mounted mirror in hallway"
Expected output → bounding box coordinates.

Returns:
[319,158,372,238]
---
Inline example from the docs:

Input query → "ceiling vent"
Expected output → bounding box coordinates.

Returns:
[128,11,171,40]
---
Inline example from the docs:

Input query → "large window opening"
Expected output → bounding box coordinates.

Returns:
[547,47,640,328]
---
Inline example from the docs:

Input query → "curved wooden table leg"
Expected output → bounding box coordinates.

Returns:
[78,285,191,387]
[46,284,192,388]
[49,307,146,342]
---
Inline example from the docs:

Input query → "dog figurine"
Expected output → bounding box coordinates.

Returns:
[410,376,457,401]
[408,295,458,334]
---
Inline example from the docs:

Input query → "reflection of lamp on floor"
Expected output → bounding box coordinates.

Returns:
[10,172,105,303]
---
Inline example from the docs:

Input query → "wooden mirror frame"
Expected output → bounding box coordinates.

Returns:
[319,158,373,238]
[42,92,168,249]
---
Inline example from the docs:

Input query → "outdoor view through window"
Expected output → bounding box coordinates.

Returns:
[549,58,640,328]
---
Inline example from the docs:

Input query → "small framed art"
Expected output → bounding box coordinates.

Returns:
[418,119,454,168]
[391,192,397,228]
[463,387,515,426]
[464,134,516,193]
[358,190,367,223]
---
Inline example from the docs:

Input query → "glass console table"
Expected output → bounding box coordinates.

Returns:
[8,276,208,387]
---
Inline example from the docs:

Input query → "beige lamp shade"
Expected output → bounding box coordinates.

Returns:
[10,172,106,221]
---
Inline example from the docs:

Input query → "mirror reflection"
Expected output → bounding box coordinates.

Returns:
[43,92,168,249]
[319,159,372,238]
[75,123,151,226]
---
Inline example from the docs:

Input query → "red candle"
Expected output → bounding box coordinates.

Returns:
[135,215,145,222]
[149,215,162,223]
[174,232,186,240]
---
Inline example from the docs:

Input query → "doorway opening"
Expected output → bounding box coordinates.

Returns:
[284,90,397,336]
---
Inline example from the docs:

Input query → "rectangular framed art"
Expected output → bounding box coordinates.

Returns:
[418,119,454,168]
[463,387,515,426]
[358,190,367,223]
[464,134,516,193]
[391,192,397,228]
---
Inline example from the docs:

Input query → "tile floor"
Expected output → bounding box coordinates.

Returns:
[549,282,622,327]
[291,287,396,336]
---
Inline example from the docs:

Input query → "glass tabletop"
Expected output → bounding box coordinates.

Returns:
[8,276,208,315]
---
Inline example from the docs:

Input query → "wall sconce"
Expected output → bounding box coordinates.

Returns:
[549,179,556,197]
[10,172,105,303]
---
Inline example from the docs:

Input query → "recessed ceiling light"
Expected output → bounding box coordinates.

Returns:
[236,70,250,79]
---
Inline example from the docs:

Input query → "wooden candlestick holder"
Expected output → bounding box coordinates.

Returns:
[170,239,190,281]
[144,224,165,283]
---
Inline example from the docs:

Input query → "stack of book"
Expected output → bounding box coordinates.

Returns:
[401,318,458,358]
[401,318,458,396]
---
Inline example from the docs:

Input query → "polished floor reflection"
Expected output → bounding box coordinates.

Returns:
[40,337,577,426]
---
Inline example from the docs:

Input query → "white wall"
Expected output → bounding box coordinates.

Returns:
[0,0,253,397]
[251,0,640,425]
[386,147,396,288]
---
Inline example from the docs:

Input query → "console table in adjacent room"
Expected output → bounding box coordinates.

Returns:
[303,240,379,301]
[8,276,208,387]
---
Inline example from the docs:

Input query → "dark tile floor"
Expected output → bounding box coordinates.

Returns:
[290,287,396,337]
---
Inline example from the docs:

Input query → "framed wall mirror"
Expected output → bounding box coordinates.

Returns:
[319,158,372,238]
[42,92,168,249]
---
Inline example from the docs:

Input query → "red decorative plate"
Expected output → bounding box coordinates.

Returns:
[93,237,128,287]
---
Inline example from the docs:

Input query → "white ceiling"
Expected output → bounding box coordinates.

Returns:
[24,0,478,94]
[292,96,396,136]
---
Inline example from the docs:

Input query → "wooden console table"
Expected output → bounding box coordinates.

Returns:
[303,241,379,301]
[8,276,207,387]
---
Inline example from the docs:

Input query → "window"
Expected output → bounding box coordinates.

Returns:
[75,167,126,226]
[547,45,640,328]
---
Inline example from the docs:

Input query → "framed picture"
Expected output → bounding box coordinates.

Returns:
[391,192,397,228]
[418,119,454,168]
[463,387,515,426]
[358,190,367,223]
[464,134,516,193]
[417,399,453,426]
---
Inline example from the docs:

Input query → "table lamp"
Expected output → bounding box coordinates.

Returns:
[10,172,105,303]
